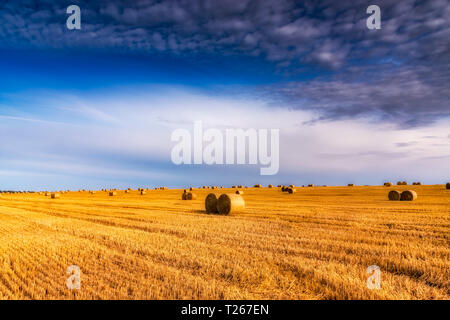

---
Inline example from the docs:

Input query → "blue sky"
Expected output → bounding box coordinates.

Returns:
[0,0,449,190]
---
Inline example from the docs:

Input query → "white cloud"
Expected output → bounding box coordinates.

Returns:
[0,85,449,189]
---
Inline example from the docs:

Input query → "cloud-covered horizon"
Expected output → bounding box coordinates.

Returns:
[1,86,449,190]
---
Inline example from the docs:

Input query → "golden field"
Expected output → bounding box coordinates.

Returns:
[0,185,448,300]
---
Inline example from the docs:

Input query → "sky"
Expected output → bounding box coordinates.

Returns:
[0,0,449,190]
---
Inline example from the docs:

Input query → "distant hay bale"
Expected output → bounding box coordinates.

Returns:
[254,184,261,188]
[160,187,168,190]
[89,191,95,194]
[308,184,314,187]
[205,193,218,214]
[182,192,187,200]
[51,193,60,199]
[412,182,422,185]
[44,192,50,196]
[402,181,408,185]
[268,184,273,188]
[203,186,207,189]
[140,190,147,195]
[397,181,403,185]
[281,186,288,192]
[384,182,393,187]
[446,183,450,190]
[186,192,197,200]
[277,185,282,187]
[348,184,354,187]
[238,185,243,188]
[322,185,328,187]
[109,191,117,196]
[236,190,244,195]
[287,188,296,194]
[388,190,401,201]
[211,186,216,189]
[232,185,237,188]
[400,190,417,201]
[216,194,245,215]
[289,184,294,188]
[189,187,193,191]
[125,190,130,193]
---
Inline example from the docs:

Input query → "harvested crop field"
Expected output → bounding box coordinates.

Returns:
[0,185,448,300]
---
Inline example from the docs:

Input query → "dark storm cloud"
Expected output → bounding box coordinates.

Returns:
[0,0,449,127]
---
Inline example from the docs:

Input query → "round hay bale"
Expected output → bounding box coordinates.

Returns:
[186,192,197,200]
[287,188,296,194]
[348,184,354,187]
[109,191,117,196]
[182,192,186,200]
[277,185,282,187]
[140,190,147,195]
[446,183,450,190]
[236,190,244,195]
[254,184,261,188]
[308,184,314,187]
[388,190,401,201]
[384,182,393,187]
[205,193,218,214]
[268,184,273,188]
[51,193,60,199]
[400,190,417,201]
[189,187,193,191]
[397,181,403,186]
[216,194,245,215]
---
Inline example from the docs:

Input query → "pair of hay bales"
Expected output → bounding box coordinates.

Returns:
[412,182,422,185]
[182,190,197,200]
[205,193,245,215]
[254,184,261,188]
[397,181,408,185]
[281,186,296,193]
[348,184,354,187]
[388,190,417,201]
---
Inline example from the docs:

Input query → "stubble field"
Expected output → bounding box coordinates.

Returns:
[0,185,448,300]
